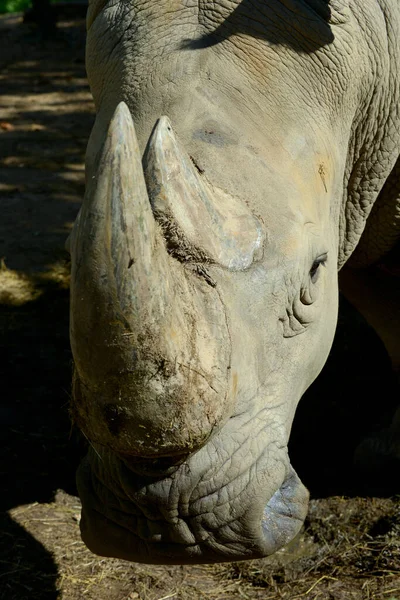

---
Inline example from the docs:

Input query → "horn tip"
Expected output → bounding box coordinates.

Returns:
[157,115,173,132]
[114,101,130,117]
[111,101,134,132]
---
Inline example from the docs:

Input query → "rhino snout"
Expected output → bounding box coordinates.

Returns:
[76,424,309,564]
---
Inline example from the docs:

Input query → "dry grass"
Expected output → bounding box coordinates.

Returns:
[3,492,400,600]
[0,259,42,305]
[0,258,70,307]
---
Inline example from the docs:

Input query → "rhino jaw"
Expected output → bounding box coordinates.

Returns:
[76,414,309,564]
[68,102,247,456]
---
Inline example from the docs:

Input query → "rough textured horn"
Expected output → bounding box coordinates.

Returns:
[69,101,162,331]
[144,116,265,271]
[69,103,232,457]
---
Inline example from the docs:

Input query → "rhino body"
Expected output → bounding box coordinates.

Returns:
[68,0,400,564]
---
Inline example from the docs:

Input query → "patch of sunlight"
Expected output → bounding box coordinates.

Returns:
[0,259,70,306]
[63,163,85,172]
[0,182,23,192]
[40,260,70,289]
[0,259,42,305]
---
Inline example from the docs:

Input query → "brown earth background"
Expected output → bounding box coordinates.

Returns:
[0,15,399,600]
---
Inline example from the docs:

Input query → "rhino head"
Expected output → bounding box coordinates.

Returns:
[68,0,398,564]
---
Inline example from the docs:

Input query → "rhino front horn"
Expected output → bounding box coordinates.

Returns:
[69,102,232,457]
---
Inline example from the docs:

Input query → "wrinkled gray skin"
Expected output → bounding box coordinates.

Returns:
[68,0,400,564]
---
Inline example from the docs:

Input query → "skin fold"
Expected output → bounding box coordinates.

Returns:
[68,0,400,563]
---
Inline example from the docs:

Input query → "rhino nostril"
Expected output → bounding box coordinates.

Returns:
[104,404,126,436]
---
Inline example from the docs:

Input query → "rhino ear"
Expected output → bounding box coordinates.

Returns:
[143,117,265,271]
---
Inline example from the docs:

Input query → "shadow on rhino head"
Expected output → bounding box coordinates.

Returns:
[180,0,335,51]
[67,0,400,564]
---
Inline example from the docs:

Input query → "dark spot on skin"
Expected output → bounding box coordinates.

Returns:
[157,358,170,378]
[190,155,205,174]
[147,358,174,382]
[104,404,125,436]
[193,264,216,287]
[119,210,127,233]
[318,163,328,192]
[193,129,227,147]
[128,257,134,268]
[193,121,238,148]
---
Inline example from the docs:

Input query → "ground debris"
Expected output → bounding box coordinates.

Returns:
[3,492,400,600]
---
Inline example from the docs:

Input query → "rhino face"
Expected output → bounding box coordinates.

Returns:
[68,0,354,563]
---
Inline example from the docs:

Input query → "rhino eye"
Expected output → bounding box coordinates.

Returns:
[310,253,328,283]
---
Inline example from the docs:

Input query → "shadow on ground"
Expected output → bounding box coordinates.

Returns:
[0,15,93,599]
[291,293,399,498]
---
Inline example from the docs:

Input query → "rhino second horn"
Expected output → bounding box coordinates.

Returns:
[144,116,265,271]
[69,103,232,457]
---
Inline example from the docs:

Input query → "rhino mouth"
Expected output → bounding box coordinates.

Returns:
[76,436,309,564]
[117,452,188,477]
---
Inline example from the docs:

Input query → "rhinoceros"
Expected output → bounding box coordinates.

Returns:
[67,0,400,564]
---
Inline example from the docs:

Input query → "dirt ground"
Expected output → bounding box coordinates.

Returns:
[0,15,399,600]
